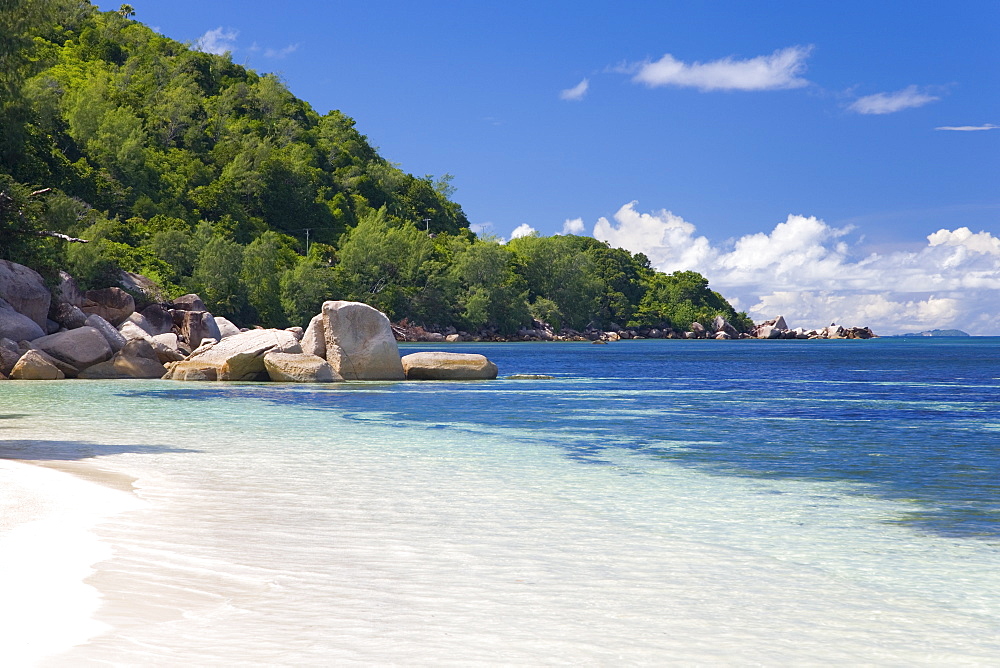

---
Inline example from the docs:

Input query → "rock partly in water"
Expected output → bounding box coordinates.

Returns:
[163,328,302,381]
[321,301,404,380]
[506,374,555,380]
[401,352,498,380]
[161,360,218,381]
[10,349,64,380]
[30,326,112,374]
[263,351,341,383]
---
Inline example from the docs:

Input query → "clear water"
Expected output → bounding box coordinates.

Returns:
[2,338,999,664]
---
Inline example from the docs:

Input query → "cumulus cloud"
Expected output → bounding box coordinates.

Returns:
[848,85,939,115]
[590,202,1000,334]
[194,27,239,55]
[629,46,812,92]
[265,43,299,59]
[935,123,999,131]
[560,78,589,101]
[510,223,537,239]
[560,218,585,235]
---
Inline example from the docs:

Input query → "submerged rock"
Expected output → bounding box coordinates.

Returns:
[401,352,498,380]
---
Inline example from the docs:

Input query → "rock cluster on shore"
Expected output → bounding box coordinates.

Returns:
[393,313,877,343]
[0,259,499,382]
[0,258,877,383]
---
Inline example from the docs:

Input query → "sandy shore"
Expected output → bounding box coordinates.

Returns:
[0,459,141,665]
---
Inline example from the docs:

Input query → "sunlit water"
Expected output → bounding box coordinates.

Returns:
[2,338,999,664]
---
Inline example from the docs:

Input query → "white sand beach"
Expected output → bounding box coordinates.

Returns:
[0,459,142,666]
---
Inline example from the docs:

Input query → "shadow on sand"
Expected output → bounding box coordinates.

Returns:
[0,438,197,462]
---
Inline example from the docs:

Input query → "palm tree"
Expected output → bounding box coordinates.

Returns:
[118,4,135,18]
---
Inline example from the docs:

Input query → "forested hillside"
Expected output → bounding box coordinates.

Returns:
[0,1,751,334]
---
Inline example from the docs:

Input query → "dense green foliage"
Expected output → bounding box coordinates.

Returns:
[0,1,751,334]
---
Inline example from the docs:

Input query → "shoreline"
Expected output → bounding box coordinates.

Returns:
[0,458,141,664]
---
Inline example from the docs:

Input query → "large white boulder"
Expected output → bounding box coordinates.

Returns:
[401,352,498,380]
[321,301,404,380]
[163,328,301,381]
[0,260,50,329]
[30,326,112,372]
[263,351,341,383]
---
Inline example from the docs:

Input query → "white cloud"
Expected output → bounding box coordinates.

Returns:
[590,201,1000,334]
[848,85,939,115]
[593,203,716,271]
[560,78,590,101]
[194,27,239,55]
[935,123,999,131]
[629,46,812,92]
[560,218,585,235]
[265,44,299,59]
[510,223,537,239]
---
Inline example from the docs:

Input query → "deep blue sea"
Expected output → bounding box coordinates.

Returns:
[3,337,1000,664]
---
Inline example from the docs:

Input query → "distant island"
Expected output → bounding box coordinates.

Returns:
[894,329,971,337]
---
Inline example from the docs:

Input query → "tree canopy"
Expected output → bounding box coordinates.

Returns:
[0,2,751,334]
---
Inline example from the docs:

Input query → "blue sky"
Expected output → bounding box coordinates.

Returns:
[132,1,1000,333]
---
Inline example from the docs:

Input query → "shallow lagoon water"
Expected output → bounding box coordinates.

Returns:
[2,338,999,664]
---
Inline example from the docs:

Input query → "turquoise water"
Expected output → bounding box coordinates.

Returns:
[2,338,1000,664]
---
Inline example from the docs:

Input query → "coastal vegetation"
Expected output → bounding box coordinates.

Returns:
[1,1,751,335]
